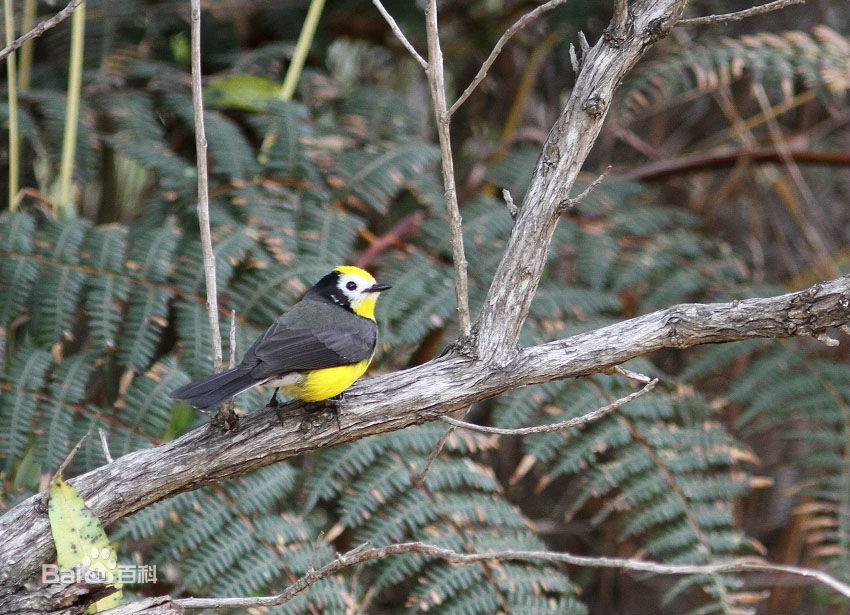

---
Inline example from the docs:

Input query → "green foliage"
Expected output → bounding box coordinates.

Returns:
[620,26,850,123]
[305,423,586,614]
[686,339,850,592]
[492,374,754,614]
[1,10,848,615]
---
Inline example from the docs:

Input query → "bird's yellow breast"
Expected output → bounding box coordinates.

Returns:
[281,357,372,402]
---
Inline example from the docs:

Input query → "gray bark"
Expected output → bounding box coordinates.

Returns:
[1,275,848,590]
[1,0,844,611]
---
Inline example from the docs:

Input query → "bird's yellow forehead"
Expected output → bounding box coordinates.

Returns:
[333,265,376,283]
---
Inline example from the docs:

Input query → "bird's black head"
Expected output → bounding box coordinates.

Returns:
[307,270,351,311]
[304,266,390,317]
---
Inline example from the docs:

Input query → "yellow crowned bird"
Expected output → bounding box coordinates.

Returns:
[170,266,390,410]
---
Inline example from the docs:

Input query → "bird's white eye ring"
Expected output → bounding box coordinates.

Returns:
[346,281,357,291]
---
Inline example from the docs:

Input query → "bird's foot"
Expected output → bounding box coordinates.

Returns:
[323,393,344,431]
[265,389,281,409]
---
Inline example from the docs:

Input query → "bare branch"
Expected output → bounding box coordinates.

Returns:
[677,0,804,27]
[502,188,518,219]
[2,275,848,587]
[448,0,570,117]
[611,0,629,40]
[559,166,610,213]
[610,365,654,383]
[440,378,657,435]
[0,0,83,62]
[569,42,581,73]
[414,406,470,485]
[475,0,688,365]
[371,0,427,68]
[98,428,114,464]
[39,434,88,509]
[189,1,223,373]
[175,540,850,609]
[424,0,471,336]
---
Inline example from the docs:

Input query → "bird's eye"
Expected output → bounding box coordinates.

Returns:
[346,281,358,291]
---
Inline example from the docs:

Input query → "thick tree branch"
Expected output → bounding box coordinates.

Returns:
[475,0,688,364]
[1,275,848,588]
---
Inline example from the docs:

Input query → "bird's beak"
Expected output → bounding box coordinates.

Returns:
[366,282,391,293]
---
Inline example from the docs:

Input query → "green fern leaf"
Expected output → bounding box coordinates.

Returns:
[0,347,53,474]
[334,141,440,212]
[30,219,89,347]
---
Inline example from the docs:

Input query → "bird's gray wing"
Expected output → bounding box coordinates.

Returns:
[243,300,377,380]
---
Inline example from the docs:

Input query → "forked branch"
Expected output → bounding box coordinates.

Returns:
[1,274,848,588]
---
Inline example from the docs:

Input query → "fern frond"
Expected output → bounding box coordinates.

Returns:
[81,225,130,351]
[494,374,753,614]
[117,285,173,372]
[30,218,89,347]
[0,212,39,327]
[306,424,583,614]
[377,253,456,345]
[35,352,96,470]
[116,221,180,370]
[340,86,421,140]
[252,100,320,182]
[0,347,53,474]
[621,26,850,122]
[116,359,187,455]
[334,141,440,213]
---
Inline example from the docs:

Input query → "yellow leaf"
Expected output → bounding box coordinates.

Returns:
[47,476,123,612]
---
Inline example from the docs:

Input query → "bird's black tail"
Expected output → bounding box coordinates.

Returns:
[170,367,260,409]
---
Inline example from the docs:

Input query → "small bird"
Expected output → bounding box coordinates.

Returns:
[170,266,390,410]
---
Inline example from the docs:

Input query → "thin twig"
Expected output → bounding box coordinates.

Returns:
[0,0,83,62]
[502,189,518,219]
[220,310,238,420]
[424,0,471,336]
[372,0,427,69]
[448,0,570,118]
[559,166,610,213]
[97,428,113,464]
[4,0,19,212]
[440,378,657,435]
[569,42,581,73]
[189,0,222,372]
[39,434,89,509]
[414,407,468,485]
[228,310,236,367]
[677,0,804,27]
[611,365,654,384]
[175,540,850,609]
[616,147,850,182]
[578,30,590,55]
